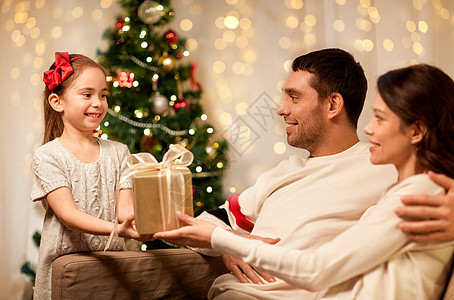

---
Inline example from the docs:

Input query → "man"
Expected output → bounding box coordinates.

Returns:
[194,48,398,299]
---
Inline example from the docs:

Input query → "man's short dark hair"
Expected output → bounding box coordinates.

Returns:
[292,48,367,127]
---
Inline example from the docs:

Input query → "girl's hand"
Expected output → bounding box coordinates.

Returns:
[153,212,216,248]
[117,214,153,241]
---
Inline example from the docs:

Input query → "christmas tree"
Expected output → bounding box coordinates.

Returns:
[98,0,229,217]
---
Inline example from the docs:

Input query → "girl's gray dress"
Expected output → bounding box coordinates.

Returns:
[31,138,131,300]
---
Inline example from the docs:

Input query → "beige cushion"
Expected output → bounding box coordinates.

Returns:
[52,249,228,300]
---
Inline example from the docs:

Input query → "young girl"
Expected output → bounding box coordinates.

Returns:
[31,52,142,300]
[154,64,454,299]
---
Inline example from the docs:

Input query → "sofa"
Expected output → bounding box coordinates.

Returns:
[52,248,454,300]
[51,249,228,300]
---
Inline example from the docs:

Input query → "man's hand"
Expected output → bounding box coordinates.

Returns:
[221,253,277,284]
[153,213,217,248]
[221,232,280,284]
[395,171,454,242]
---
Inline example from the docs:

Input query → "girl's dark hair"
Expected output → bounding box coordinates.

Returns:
[42,54,107,144]
[377,64,454,178]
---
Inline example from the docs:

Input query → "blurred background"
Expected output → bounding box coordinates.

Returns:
[1,0,453,298]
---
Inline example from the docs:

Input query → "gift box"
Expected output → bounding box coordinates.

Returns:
[127,145,194,234]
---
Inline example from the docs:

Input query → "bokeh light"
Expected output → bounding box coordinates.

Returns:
[243,50,256,63]
[10,67,20,80]
[214,38,227,50]
[286,16,299,28]
[274,142,286,154]
[406,20,417,32]
[239,17,251,30]
[224,15,239,29]
[235,35,248,48]
[304,15,317,26]
[72,6,83,19]
[180,19,193,31]
[215,16,225,29]
[418,21,428,33]
[219,112,232,127]
[279,36,292,49]
[383,39,394,51]
[333,20,345,32]
[285,0,303,9]
[101,0,113,9]
[91,9,103,21]
[235,102,249,115]
[186,38,198,51]
[223,30,236,43]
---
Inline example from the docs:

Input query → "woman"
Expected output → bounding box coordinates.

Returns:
[154,64,454,299]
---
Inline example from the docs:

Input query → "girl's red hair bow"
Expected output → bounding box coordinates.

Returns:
[43,52,85,92]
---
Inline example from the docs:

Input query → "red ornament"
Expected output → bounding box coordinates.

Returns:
[174,98,189,112]
[164,30,178,45]
[116,18,125,28]
[117,71,134,88]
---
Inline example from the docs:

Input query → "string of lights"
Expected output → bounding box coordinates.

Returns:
[107,108,189,136]
[118,54,159,71]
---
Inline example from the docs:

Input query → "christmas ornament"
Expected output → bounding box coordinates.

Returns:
[92,128,103,138]
[174,98,189,112]
[190,62,203,91]
[150,92,169,114]
[158,53,175,72]
[116,18,125,29]
[117,71,134,88]
[206,145,217,160]
[138,0,164,25]
[164,30,178,45]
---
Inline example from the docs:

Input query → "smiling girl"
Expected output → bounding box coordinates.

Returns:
[154,64,454,299]
[31,52,143,299]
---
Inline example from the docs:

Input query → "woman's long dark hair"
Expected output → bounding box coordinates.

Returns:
[377,64,454,178]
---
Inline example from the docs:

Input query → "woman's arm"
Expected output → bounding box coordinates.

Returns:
[157,197,408,291]
[156,176,443,291]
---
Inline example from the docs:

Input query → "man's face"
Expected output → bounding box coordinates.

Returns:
[277,71,327,153]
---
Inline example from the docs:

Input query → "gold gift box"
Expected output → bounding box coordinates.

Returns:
[132,167,193,234]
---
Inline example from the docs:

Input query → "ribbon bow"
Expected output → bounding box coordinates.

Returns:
[43,52,86,92]
[126,144,194,174]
